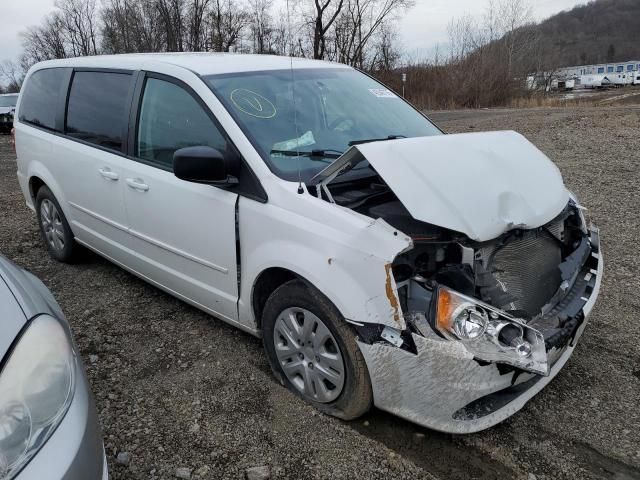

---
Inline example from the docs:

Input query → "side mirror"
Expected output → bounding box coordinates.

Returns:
[173,146,239,186]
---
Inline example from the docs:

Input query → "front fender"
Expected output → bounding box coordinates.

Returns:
[238,196,412,331]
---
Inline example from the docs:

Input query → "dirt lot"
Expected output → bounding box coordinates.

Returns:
[1,106,639,480]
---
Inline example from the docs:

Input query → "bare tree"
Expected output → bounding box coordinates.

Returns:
[101,0,136,53]
[311,0,344,60]
[0,60,24,92]
[248,0,273,54]
[335,0,413,68]
[446,14,478,63]
[19,0,100,70]
[497,0,534,77]
[270,13,289,56]
[156,0,185,51]
[56,0,100,57]
[186,0,212,51]
[207,0,248,52]
[368,21,400,71]
[21,13,69,68]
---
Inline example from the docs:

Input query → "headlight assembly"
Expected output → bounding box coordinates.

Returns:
[568,191,589,234]
[0,315,76,479]
[435,287,548,375]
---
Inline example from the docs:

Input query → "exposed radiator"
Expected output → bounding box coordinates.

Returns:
[478,226,563,318]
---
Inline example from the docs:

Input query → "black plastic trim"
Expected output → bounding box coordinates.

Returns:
[55,68,73,132]
[452,373,542,420]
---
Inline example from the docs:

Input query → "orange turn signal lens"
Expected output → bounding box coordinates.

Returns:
[436,287,456,332]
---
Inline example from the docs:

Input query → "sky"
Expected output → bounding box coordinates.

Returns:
[0,0,590,65]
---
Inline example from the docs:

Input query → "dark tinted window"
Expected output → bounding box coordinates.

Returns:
[19,68,67,130]
[136,78,227,169]
[66,71,132,150]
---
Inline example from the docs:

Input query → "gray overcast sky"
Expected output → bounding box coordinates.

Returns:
[0,0,589,64]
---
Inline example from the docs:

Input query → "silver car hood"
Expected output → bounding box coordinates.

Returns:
[0,107,14,114]
[313,131,569,241]
[0,275,27,361]
[0,256,65,361]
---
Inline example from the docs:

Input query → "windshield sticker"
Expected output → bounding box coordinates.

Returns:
[368,88,397,98]
[230,89,277,118]
[272,131,316,152]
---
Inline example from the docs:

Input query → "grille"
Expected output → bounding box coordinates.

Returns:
[480,230,562,318]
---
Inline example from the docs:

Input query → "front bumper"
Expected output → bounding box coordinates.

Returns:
[358,232,603,434]
[16,364,108,479]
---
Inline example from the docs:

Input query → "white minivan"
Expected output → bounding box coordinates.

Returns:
[14,53,603,433]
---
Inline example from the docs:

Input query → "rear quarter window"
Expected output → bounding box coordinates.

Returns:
[65,71,132,151]
[19,68,67,131]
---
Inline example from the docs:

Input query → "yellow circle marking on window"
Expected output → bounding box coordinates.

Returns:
[230,88,277,119]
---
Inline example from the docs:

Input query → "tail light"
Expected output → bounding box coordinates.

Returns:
[11,127,16,155]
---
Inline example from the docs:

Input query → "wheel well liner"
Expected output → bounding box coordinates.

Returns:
[252,267,299,330]
[29,176,46,201]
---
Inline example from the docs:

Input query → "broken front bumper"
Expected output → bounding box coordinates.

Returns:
[357,233,603,434]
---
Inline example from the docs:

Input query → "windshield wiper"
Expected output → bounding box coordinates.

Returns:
[269,149,344,161]
[348,135,406,146]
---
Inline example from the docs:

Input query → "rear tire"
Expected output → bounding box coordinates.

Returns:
[262,279,372,420]
[35,186,80,263]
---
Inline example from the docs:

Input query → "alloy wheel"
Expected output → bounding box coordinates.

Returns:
[40,199,65,252]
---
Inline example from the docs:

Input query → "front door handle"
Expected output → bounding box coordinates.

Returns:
[126,178,149,192]
[99,167,119,181]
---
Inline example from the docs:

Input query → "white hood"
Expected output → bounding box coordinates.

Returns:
[314,131,569,241]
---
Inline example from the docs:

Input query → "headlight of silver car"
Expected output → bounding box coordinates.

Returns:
[434,286,548,375]
[0,315,76,479]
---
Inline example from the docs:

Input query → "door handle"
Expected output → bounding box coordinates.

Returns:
[126,178,149,192]
[99,167,119,181]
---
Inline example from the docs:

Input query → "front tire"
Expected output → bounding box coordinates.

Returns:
[35,186,80,263]
[262,279,372,420]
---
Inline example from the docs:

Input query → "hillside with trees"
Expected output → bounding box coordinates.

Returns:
[535,0,640,67]
[378,0,640,109]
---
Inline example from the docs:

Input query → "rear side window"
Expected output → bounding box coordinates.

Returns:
[66,71,132,151]
[19,68,67,130]
[136,78,228,169]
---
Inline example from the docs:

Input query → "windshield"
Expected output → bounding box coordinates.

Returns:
[0,95,18,108]
[205,68,441,182]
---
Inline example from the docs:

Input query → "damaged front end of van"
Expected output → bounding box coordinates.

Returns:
[310,130,603,433]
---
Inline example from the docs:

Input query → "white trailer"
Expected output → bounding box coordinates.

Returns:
[581,74,612,88]
[613,73,633,86]
[634,72,640,85]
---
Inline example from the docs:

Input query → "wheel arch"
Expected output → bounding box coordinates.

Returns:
[251,267,303,331]
[26,162,73,225]
[28,175,46,201]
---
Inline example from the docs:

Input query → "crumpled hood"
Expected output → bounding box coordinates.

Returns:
[316,131,569,241]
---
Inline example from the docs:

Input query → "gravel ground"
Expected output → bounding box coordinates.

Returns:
[1,105,639,480]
